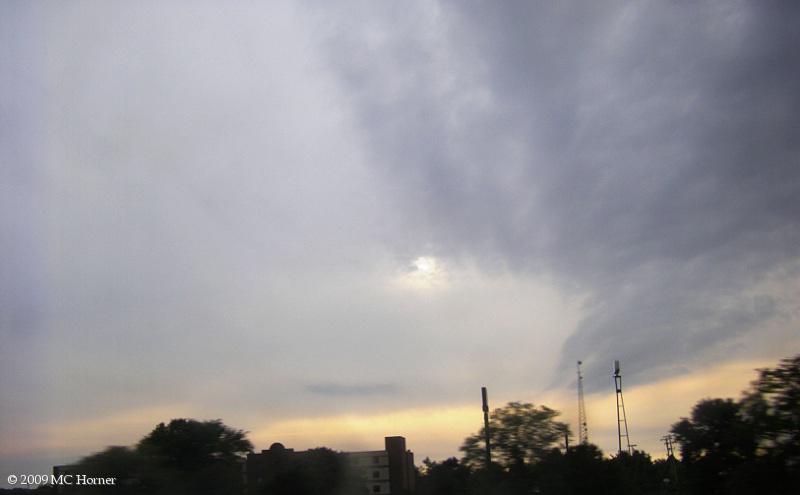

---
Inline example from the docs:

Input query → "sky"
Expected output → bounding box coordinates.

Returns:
[2,0,799,485]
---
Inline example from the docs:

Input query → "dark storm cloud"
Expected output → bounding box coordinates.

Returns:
[313,1,800,388]
[3,2,799,478]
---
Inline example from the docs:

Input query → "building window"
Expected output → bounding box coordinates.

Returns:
[373,456,380,464]
[372,470,380,478]
[372,485,381,493]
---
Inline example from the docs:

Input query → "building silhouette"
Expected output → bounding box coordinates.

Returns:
[246,436,414,495]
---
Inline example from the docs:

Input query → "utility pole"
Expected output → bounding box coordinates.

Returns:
[481,387,491,468]
[577,360,589,445]
[661,434,678,485]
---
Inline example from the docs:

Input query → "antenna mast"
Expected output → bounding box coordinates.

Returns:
[481,387,491,467]
[613,360,632,455]
[577,361,589,445]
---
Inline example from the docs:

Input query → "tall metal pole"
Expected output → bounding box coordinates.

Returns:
[481,387,491,468]
[577,361,589,445]
[614,360,631,455]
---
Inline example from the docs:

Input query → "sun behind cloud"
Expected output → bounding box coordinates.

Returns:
[397,256,449,289]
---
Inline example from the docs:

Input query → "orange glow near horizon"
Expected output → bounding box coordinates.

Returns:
[250,358,779,461]
[5,357,783,466]
[248,405,480,461]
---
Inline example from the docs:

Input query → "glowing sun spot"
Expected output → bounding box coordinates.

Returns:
[414,257,435,273]
[398,256,447,289]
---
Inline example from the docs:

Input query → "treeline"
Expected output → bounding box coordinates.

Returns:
[417,354,799,495]
[8,419,253,495]
[418,401,670,495]
[5,354,797,494]
[669,354,799,494]
[417,447,668,495]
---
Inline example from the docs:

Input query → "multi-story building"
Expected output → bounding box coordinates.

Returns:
[246,436,415,495]
[347,436,415,495]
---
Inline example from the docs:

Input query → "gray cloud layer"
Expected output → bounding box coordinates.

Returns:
[307,383,399,397]
[2,1,799,475]
[312,1,800,388]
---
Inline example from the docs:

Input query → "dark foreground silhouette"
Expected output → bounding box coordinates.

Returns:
[10,355,797,494]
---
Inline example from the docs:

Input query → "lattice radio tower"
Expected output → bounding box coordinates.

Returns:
[614,360,632,455]
[577,361,589,445]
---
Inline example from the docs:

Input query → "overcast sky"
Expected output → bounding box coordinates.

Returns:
[2,0,799,483]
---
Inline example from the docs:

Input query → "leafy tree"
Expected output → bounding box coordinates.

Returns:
[51,419,252,494]
[136,418,253,495]
[460,402,570,469]
[740,355,800,463]
[62,446,147,494]
[670,398,756,493]
[534,445,606,495]
[652,454,683,492]
[533,444,660,495]
[671,356,800,494]
[738,354,800,493]
[609,449,662,495]
[416,457,471,495]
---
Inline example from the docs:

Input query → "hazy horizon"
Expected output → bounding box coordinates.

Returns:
[2,1,799,485]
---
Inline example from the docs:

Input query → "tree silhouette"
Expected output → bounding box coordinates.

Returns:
[56,419,252,494]
[535,444,610,495]
[415,457,471,495]
[460,402,570,469]
[671,398,756,493]
[61,446,146,494]
[741,355,800,464]
[671,355,800,494]
[136,418,252,495]
[738,354,800,493]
